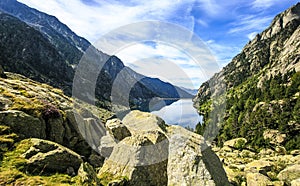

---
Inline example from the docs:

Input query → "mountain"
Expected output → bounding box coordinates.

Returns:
[0,0,90,66]
[194,3,300,151]
[0,0,192,111]
[0,11,74,94]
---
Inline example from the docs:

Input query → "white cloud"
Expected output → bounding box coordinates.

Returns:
[115,42,216,89]
[18,0,196,42]
[252,0,276,9]
[228,15,273,34]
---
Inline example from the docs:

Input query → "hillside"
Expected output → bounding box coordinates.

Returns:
[194,3,300,152]
[0,0,192,112]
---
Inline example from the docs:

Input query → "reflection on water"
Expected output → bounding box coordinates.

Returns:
[151,99,202,129]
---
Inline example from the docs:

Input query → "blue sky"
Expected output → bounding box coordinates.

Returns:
[18,0,299,89]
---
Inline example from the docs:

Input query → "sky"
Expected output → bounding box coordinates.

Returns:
[18,0,299,89]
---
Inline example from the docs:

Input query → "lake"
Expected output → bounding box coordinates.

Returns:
[151,99,202,129]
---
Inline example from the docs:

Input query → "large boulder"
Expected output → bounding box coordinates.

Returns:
[166,125,230,186]
[22,138,83,175]
[98,134,169,186]
[99,111,169,186]
[99,111,230,186]
[277,164,300,183]
[0,110,46,139]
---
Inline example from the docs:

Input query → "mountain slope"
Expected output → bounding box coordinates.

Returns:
[194,3,300,151]
[0,0,192,111]
[0,0,90,65]
[0,12,74,94]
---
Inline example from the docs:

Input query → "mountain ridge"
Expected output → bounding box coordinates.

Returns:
[194,2,300,150]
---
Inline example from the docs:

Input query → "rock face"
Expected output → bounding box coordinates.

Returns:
[99,110,230,186]
[193,2,300,152]
[22,138,83,174]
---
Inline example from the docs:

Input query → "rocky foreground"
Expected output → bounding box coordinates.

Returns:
[0,71,231,185]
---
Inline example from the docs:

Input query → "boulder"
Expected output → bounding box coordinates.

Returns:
[277,164,300,183]
[22,138,83,174]
[122,110,167,135]
[46,116,64,144]
[245,160,274,174]
[98,134,169,186]
[0,110,46,139]
[223,138,247,149]
[291,178,300,186]
[275,146,287,155]
[99,111,230,186]
[291,150,300,156]
[263,129,286,145]
[246,173,272,186]
[167,125,230,186]
[105,118,131,141]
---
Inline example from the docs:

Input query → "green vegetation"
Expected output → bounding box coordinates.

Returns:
[0,139,82,185]
[196,69,300,151]
[98,172,128,186]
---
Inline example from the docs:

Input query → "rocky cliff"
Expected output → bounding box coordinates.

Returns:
[194,3,300,150]
[193,3,300,185]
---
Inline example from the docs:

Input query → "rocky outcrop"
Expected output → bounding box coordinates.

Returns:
[193,2,300,154]
[22,138,83,175]
[99,110,229,186]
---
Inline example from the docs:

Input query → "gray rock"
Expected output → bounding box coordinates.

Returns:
[106,118,131,141]
[22,138,83,174]
[246,173,272,186]
[0,110,46,139]
[277,164,300,183]
[99,134,117,158]
[99,134,169,186]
